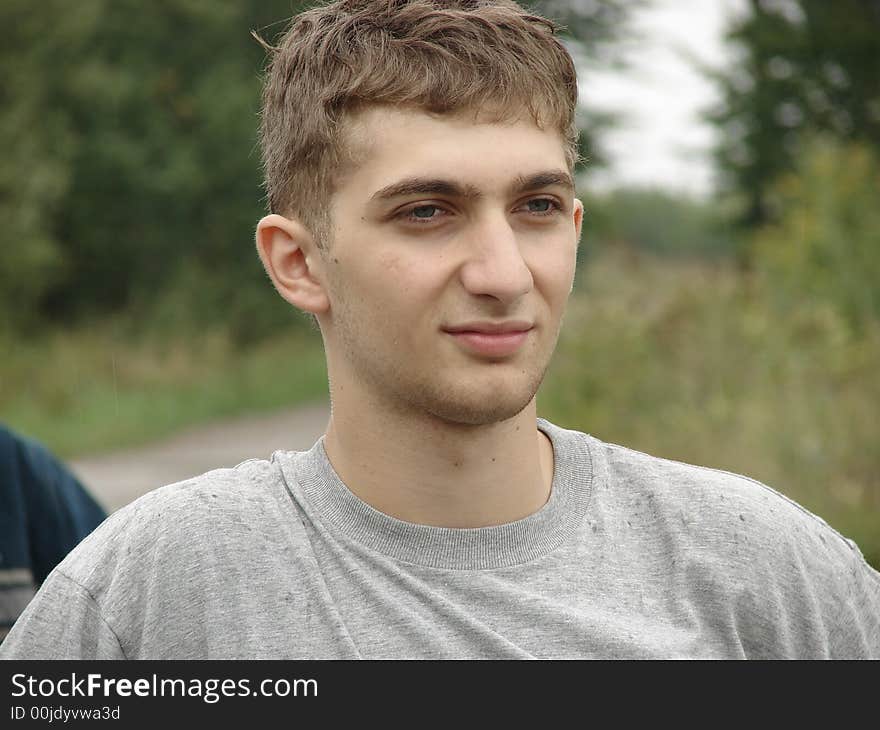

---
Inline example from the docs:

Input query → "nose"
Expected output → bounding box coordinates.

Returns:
[459,212,533,304]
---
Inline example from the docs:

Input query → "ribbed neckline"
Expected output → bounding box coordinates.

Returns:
[277,419,596,570]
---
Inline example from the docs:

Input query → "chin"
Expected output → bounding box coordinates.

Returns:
[416,372,544,427]
[431,399,532,427]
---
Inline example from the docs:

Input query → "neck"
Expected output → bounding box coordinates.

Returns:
[322,392,554,529]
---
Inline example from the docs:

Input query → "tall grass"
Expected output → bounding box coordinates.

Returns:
[1,322,327,458]
[540,247,880,568]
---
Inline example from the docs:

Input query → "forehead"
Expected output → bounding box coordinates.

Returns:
[335,106,571,196]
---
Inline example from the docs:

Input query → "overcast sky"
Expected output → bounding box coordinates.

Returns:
[578,0,749,197]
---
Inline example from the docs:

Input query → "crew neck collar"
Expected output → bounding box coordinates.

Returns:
[279,418,596,570]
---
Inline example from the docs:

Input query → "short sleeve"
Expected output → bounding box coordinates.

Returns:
[0,569,125,659]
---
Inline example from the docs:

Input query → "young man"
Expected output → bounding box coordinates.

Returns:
[2,0,878,659]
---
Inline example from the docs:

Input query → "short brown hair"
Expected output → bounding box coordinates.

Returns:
[256,0,579,245]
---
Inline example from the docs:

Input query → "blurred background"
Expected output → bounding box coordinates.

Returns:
[1,0,877,568]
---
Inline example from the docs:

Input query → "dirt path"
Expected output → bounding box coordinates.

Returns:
[69,401,330,512]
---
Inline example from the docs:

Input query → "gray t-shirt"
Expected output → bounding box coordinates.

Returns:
[2,419,878,659]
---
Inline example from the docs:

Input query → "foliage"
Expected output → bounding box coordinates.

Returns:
[708,0,880,227]
[1,322,326,459]
[534,0,635,50]
[533,0,644,170]
[578,187,739,260]
[0,0,308,334]
[751,137,880,334]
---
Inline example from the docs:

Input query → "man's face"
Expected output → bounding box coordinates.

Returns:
[318,107,583,426]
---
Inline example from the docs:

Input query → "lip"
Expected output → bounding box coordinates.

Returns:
[442,321,534,357]
[443,321,534,335]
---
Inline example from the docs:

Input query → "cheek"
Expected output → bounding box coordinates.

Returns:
[374,251,408,285]
[530,245,577,303]
[357,253,425,321]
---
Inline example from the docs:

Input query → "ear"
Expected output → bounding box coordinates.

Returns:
[570,199,585,294]
[255,214,330,314]
[573,198,585,243]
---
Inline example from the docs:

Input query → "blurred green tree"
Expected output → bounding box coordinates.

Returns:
[533,0,643,170]
[708,0,880,228]
[0,0,308,337]
[751,137,880,334]
[581,187,737,259]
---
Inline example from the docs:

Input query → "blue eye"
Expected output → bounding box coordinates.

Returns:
[400,204,449,226]
[527,199,555,213]
[411,205,439,219]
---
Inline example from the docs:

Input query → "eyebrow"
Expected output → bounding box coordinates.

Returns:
[510,171,575,195]
[369,169,574,202]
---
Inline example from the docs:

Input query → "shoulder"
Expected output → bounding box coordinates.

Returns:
[592,436,880,600]
[594,438,866,561]
[55,454,301,592]
[2,451,316,658]
[583,435,880,656]
[542,420,833,548]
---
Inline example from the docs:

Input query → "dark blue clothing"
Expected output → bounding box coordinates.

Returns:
[0,425,106,640]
